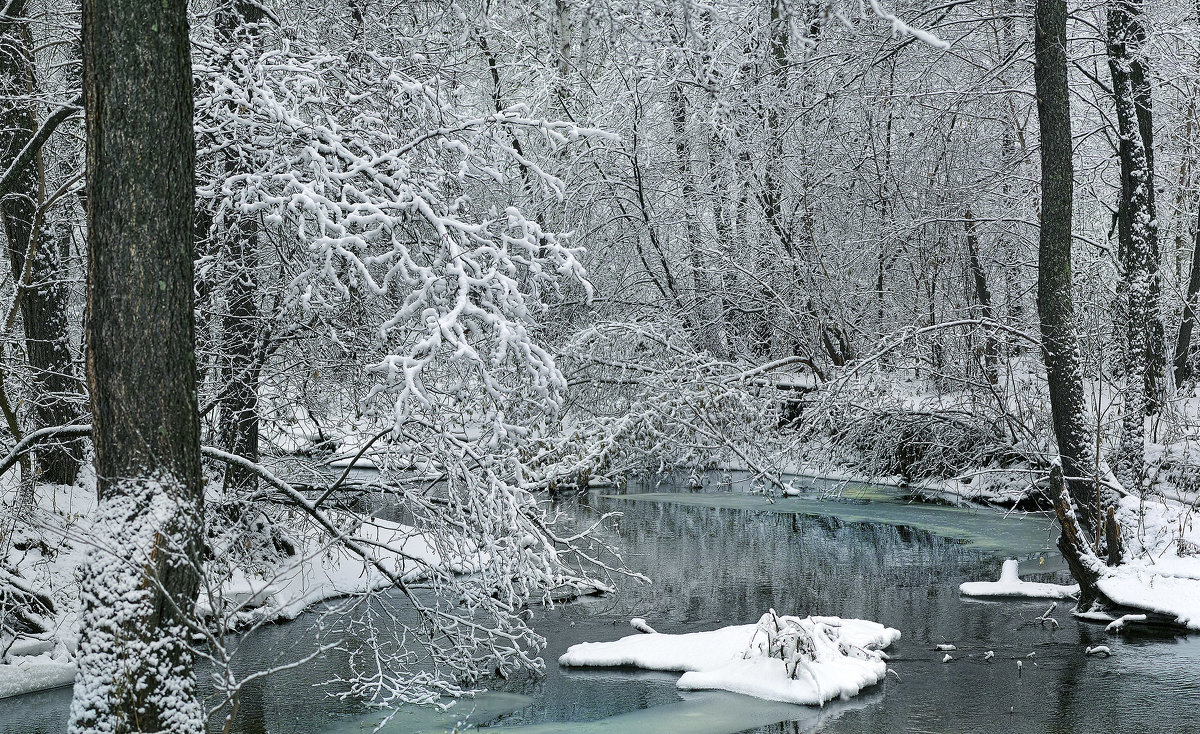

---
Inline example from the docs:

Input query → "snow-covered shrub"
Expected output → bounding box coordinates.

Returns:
[837,410,1012,482]
[537,321,784,489]
[743,610,884,681]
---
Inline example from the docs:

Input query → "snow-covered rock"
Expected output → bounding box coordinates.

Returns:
[959,559,1078,600]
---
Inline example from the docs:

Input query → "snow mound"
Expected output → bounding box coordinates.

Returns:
[959,559,1079,600]
[560,611,899,706]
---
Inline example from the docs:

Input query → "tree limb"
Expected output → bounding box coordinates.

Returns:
[0,94,82,196]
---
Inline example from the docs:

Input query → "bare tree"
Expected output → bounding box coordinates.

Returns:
[1033,0,1102,529]
[0,0,84,486]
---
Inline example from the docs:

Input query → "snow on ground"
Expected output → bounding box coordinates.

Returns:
[195,516,483,624]
[959,559,1079,600]
[2,473,565,698]
[0,653,76,699]
[1095,571,1200,630]
[1085,493,1200,631]
[560,612,899,706]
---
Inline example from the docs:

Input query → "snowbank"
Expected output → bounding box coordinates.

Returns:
[0,653,76,700]
[196,516,483,624]
[560,612,899,706]
[1095,570,1200,630]
[4,477,604,700]
[1073,493,1200,631]
[959,559,1078,600]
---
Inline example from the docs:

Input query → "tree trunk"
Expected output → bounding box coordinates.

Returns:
[71,0,203,729]
[217,221,261,495]
[965,208,998,384]
[1176,206,1200,385]
[1108,0,1158,491]
[670,78,728,358]
[1034,0,1102,532]
[215,0,265,495]
[0,0,84,485]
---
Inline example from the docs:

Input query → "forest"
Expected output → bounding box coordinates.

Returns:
[3,0,1200,732]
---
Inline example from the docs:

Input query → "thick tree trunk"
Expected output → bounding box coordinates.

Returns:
[0,0,84,485]
[1108,0,1159,492]
[1034,0,1102,532]
[1050,465,1105,608]
[71,0,203,729]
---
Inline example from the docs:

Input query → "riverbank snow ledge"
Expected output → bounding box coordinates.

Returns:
[959,559,1079,600]
[560,612,899,706]
[0,653,76,699]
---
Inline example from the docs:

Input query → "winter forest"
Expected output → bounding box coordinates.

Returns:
[3,0,1200,731]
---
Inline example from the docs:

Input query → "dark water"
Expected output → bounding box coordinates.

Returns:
[4,479,1199,734]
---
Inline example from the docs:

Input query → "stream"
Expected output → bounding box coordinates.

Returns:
[5,476,1200,733]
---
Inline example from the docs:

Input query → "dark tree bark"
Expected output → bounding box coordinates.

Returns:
[1107,0,1159,491]
[1034,0,1102,532]
[965,208,998,384]
[1176,206,1200,385]
[217,220,261,495]
[1050,465,1105,607]
[0,0,84,485]
[71,0,203,729]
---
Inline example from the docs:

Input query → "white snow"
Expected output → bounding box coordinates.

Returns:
[958,559,1079,600]
[630,617,657,634]
[561,612,899,706]
[197,516,483,624]
[0,653,76,699]
[1094,570,1200,630]
[1105,613,1147,633]
[1078,493,1200,631]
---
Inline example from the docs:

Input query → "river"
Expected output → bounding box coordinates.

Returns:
[5,476,1199,733]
